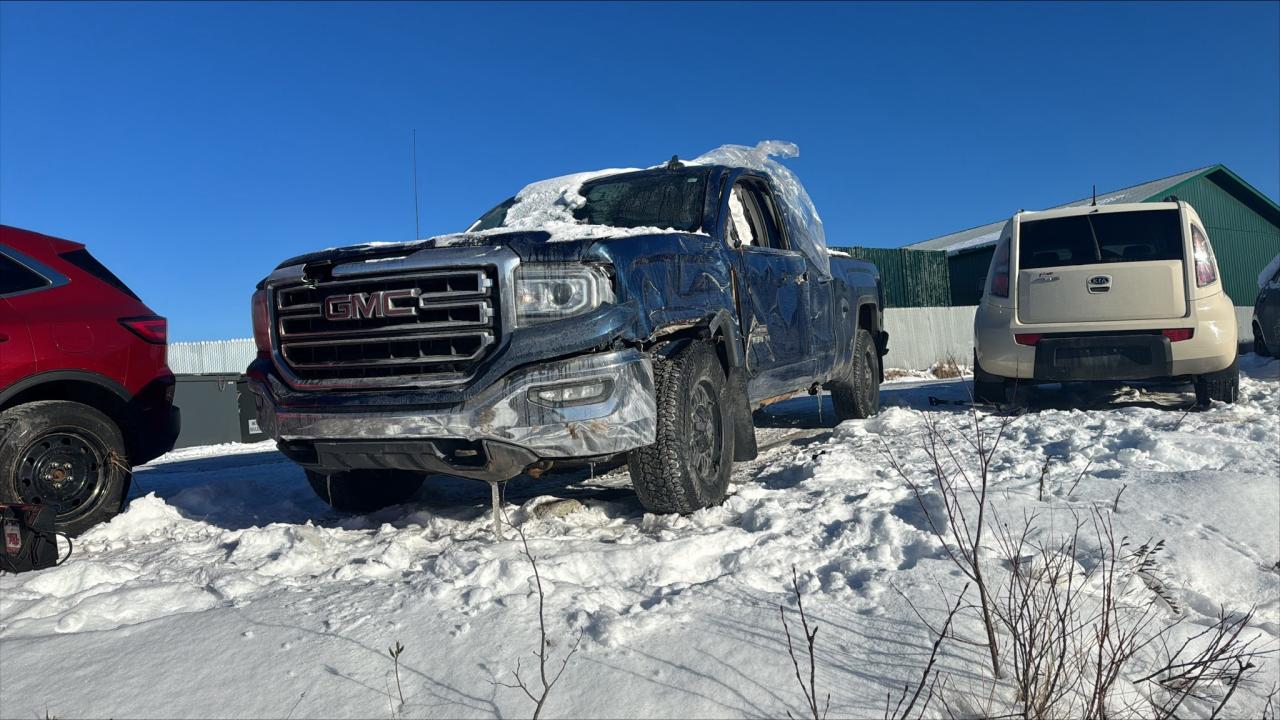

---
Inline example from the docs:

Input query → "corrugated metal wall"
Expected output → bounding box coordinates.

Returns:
[1162,174,1280,304]
[834,247,952,307]
[169,339,257,375]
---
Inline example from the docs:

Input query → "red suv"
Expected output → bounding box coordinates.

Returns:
[0,225,180,535]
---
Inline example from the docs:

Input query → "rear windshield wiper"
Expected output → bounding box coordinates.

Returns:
[1084,214,1103,263]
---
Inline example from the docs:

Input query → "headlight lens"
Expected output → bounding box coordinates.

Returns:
[514,264,614,326]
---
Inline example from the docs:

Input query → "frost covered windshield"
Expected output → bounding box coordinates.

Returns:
[471,170,706,234]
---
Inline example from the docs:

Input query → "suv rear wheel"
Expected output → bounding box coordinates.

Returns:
[305,469,424,513]
[972,352,1009,405]
[628,342,734,515]
[829,328,881,420]
[0,400,131,536]
[1194,359,1239,407]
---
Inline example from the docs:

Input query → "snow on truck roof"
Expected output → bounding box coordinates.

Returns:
[458,140,831,275]
[326,141,832,276]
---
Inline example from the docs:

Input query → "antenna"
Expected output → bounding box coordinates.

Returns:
[1091,184,1097,207]
[412,129,421,239]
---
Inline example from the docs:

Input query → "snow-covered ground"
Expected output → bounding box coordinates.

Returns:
[2,359,1277,719]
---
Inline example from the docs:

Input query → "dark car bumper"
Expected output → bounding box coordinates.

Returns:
[130,402,181,466]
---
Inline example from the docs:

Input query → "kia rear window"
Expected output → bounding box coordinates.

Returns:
[1018,209,1184,270]
[60,249,140,300]
[0,253,49,295]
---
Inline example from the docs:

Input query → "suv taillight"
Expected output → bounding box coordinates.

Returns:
[1192,226,1217,288]
[120,316,167,344]
[252,289,271,354]
[990,238,1011,298]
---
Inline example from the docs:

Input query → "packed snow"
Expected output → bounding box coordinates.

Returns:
[2,360,1277,719]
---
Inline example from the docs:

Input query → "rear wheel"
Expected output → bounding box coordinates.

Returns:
[829,328,881,420]
[972,352,1009,405]
[1254,322,1272,357]
[0,400,131,536]
[628,342,734,515]
[305,469,424,513]
[1194,359,1239,407]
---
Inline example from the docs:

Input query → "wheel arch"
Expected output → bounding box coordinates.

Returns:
[0,371,135,456]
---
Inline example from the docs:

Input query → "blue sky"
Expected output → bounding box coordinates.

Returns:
[2,1,1277,341]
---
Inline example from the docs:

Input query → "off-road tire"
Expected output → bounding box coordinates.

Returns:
[305,469,424,513]
[1254,322,1272,357]
[829,328,881,420]
[972,352,1009,405]
[628,342,734,515]
[0,400,131,536]
[1194,359,1239,407]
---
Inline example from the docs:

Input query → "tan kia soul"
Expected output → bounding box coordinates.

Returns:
[973,201,1238,406]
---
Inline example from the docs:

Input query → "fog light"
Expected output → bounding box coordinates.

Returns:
[528,378,614,407]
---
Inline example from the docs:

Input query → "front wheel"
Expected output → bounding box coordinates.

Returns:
[1194,359,1239,407]
[305,469,424,513]
[628,342,734,515]
[0,400,131,536]
[829,328,881,420]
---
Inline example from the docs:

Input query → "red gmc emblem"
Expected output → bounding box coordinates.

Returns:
[324,289,419,321]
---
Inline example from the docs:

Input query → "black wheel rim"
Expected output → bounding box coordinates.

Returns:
[689,379,722,484]
[862,345,878,405]
[17,429,110,524]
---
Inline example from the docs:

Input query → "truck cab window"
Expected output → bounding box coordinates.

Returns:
[728,186,757,246]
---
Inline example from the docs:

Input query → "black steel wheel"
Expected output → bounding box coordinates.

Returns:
[829,328,881,420]
[0,401,131,536]
[628,342,735,514]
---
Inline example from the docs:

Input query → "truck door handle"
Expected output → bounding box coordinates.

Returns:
[0,333,8,343]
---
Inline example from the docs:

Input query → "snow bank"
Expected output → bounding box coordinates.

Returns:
[2,361,1277,718]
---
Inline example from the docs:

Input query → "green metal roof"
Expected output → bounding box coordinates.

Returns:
[905,164,1279,254]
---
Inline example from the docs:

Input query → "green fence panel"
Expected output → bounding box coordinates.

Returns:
[835,247,952,307]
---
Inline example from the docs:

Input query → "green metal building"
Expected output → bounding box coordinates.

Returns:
[906,165,1280,306]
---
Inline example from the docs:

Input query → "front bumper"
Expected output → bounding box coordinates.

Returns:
[248,348,656,479]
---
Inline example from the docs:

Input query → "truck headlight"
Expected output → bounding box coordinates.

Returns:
[514,264,614,326]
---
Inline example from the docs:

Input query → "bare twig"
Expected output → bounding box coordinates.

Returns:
[781,566,829,720]
[387,641,405,706]
[494,503,582,720]
[887,584,969,720]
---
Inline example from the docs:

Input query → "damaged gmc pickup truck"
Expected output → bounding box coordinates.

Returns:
[246,142,886,515]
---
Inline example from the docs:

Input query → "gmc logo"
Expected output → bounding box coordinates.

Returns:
[324,289,419,321]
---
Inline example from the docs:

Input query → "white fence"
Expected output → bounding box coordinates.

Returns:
[169,307,1258,374]
[169,339,257,375]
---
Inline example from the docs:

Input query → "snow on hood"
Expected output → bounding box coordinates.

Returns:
[1258,253,1280,289]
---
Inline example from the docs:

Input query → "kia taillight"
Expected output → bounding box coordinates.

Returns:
[1015,333,1042,346]
[120,316,167,344]
[1191,226,1217,288]
[1162,328,1194,342]
[990,239,1011,298]
[252,289,272,354]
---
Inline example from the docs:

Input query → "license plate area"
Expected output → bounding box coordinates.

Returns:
[1034,334,1172,381]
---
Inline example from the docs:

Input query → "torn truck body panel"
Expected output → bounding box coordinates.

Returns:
[248,142,885,510]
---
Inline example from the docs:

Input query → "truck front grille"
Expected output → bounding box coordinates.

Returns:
[274,269,497,384]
